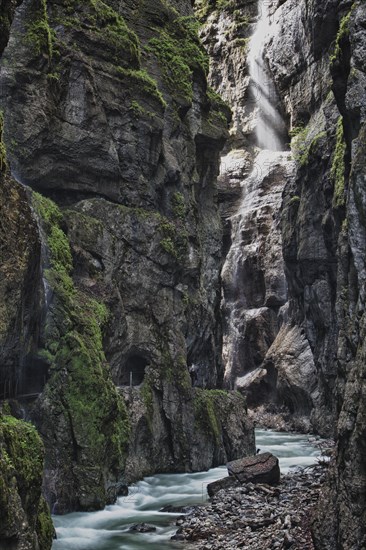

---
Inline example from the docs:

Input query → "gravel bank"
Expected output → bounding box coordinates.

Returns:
[172,462,330,549]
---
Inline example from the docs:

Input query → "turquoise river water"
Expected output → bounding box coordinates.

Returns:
[52,430,321,550]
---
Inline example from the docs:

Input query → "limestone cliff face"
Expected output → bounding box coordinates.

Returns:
[200,0,349,437]
[243,0,366,546]
[200,1,366,545]
[0,0,254,516]
[196,0,293,402]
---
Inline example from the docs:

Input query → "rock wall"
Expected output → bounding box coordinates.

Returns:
[0,410,54,550]
[199,1,366,544]
[0,0,255,514]
[196,0,294,399]
[253,0,366,546]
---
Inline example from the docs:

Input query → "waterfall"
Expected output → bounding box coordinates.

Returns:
[221,0,294,388]
[248,0,287,151]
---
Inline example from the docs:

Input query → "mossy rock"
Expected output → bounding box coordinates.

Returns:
[0,414,53,549]
[32,192,130,511]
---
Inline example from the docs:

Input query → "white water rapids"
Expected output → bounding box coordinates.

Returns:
[52,430,322,550]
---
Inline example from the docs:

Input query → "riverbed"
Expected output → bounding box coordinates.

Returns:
[52,430,321,550]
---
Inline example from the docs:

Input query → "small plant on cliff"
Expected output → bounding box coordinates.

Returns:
[330,6,355,66]
[0,111,7,172]
[331,117,347,207]
[147,15,209,104]
[159,217,188,261]
[26,0,55,61]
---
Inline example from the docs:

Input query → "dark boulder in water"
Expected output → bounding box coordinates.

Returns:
[227,452,280,485]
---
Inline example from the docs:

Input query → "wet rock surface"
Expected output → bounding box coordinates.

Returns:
[227,452,280,485]
[173,463,329,549]
[0,0,257,513]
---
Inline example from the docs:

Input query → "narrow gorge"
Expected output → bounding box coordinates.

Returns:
[0,0,365,549]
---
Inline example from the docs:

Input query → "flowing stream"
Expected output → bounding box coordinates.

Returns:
[52,430,321,550]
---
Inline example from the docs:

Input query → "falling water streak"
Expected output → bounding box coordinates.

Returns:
[11,170,52,313]
[221,0,293,385]
[248,0,286,151]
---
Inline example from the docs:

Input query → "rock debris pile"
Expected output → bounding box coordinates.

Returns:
[173,462,329,549]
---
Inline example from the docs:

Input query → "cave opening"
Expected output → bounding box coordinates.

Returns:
[119,354,148,386]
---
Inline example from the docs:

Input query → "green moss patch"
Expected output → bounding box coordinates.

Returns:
[115,67,166,109]
[331,116,347,207]
[55,0,140,65]
[147,15,209,104]
[291,124,326,166]
[194,389,230,444]
[0,111,7,172]
[159,217,188,261]
[0,415,43,498]
[32,193,130,499]
[195,0,236,20]
[330,6,354,67]
[0,415,53,548]
[26,0,55,60]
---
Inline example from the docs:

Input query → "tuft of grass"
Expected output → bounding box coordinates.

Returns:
[147,15,209,104]
[331,117,347,207]
[0,111,7,172]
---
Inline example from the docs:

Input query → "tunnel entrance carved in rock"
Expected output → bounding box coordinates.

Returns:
[119,354,148,386]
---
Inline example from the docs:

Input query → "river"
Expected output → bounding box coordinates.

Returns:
[52,429,322,550]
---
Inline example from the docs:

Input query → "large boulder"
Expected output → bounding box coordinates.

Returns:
[227,452,280,485]
[207,476,239,497]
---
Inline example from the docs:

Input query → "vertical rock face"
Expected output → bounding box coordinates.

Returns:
[256,0,366,546]
[0,0,255,514]
[313,3,366,547]
[200,1,366,544]
[0,171,43,399]
[264,0,343,436]
[0,412,54,550]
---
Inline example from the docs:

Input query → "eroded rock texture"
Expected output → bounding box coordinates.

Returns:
[201,0,347,437]
[200,1,366,545]
[258,0,366,547]
[0,0,254,515]
[0,412,54,550]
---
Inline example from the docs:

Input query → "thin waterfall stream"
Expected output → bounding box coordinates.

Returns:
[52,430,322,550]
[221,0,294,388]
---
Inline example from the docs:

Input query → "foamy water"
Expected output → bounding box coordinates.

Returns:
[52,429,322,550]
